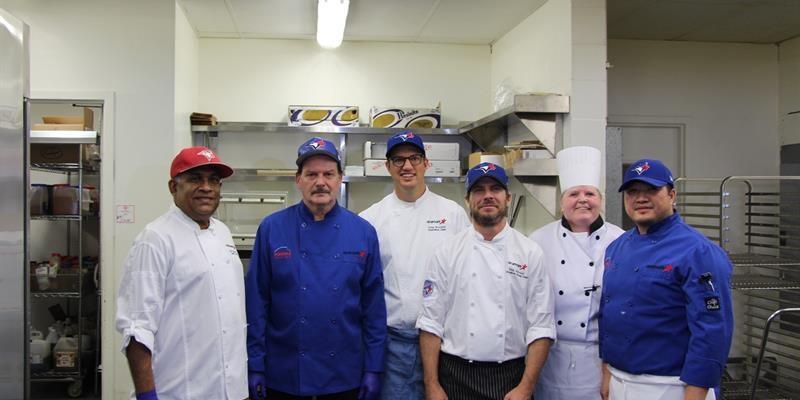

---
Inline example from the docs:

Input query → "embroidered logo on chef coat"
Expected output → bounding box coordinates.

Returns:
[663,264,674,272]
[505,261,529,279]
[197,149,215,161]
[426,218,448,232]
[604,258,612,269]
[705,296,721,311]
[422,280,434,298]
[273,246,292,260]
[343,250,367,260]
[633,162,650,175]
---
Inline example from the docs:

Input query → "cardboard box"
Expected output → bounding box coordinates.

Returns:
[344,165,364,177]
[427,160,460,177]
[36,108,94,131]
[31,144,80,164]
[468,151,524,168]
[289,105,359,127]
[370,106,441,128]
[364,140,459,160]
[364,159,390,176]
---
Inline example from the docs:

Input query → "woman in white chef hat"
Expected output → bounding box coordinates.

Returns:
[529,146,624,400]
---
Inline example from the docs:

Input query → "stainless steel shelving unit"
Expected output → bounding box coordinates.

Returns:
[676,176,800,400]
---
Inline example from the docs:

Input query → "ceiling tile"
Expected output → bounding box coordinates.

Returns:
[679,2,800,43]
[345,0,436,41]
[180,0,238,34]
[608,1,749,41]
[420,0,547,44]
[230,0,315,37]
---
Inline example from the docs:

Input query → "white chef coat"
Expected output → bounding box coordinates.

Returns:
[360,187,470,329]
[608,366,716,400]
[116,205,248,400]
[529,219,624,400]
[416,224,556,362]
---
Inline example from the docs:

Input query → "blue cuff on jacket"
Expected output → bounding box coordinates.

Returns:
[680,355,723,388]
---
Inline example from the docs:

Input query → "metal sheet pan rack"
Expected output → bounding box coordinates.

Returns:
[676,176,800,400]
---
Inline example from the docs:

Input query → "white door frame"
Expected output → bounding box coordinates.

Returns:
[607,121,687,177]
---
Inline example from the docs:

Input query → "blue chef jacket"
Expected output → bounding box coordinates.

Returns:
[245,201,387,396]
[599,213,733,389]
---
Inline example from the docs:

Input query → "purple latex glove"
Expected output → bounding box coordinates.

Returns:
[358,372,381,400]
[135,389,158,400]
[248,372,268,400]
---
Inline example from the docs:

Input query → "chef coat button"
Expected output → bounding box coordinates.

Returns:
[558,290,564,295]
[557,320,563,325]
[651,240,656,244]
[589,261,595,267]
[470,302,475,307]
[223,329,227,334]
[300,317,306,324]
[562,233,567,238]
[634,266,639,272]
[334,253,340,259]
[302,252,308,258]
[329,351,335,357]
[470,332,474,337]
[300,351,305,357]
[333,286,339,291]
[237,292,241,297]
[212,263,216,267]
[596,235,600,240]
[473,245,477,250]
[605,298,610,303]
[580,323,586,328]
[472,273,477,278]
[334,224,340,229]
[585,291,590,296]
[301,222,307,228]
[301,286,307,291]
[498,333,503,337]
[331,319,337,325]
[218,295,222,300]
[560,260,565,265]
[498,304,503,309]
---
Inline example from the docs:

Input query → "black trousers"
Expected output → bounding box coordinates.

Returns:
[438,352,526,400]
[264,387,359,400]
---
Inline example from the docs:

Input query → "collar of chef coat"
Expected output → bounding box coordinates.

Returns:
[561,215,604,234]
[297,200,342,223]
[389,185,432,209]
[469,222,511,244]
[169,203,218,233]
[631,211,680,237]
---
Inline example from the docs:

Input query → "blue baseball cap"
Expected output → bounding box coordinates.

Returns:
[296,137,341,170]
[466,162,509,192]
[618,159,674,192]
[386,130,425,157]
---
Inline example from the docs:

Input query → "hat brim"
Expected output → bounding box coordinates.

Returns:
[467,175,508,192]
[618,177,670,192]
[296,151,341,169]
[386,142,425,158]
[175,161,234,179]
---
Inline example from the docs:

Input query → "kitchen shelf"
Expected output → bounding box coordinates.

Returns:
[731,275,800,290]
[728,254,800,267]
[31,163,82,172]
[192,122,459,136]
[222,168,463,183]
[31,215,97,221]
[30,130,97,144]
[30,370,82,381]
[30,291,81,299]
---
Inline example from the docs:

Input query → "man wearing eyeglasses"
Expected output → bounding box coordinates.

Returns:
[360,131,470,400]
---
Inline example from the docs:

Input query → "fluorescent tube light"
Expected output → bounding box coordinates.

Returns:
[317,0,349,49]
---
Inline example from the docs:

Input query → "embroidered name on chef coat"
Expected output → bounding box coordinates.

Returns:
[705,296,721,311]
[505,261,529,279]
[426,218,448,232]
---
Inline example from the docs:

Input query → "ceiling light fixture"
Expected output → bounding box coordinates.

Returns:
[316,0,349,49]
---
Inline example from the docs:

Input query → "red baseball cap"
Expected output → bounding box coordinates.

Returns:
[170,146,234,179]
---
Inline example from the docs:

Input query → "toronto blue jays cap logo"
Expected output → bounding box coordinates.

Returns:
[386,130,425,157]
[296,137,341,169]
[618,158,675,192]
[466,162,509,192]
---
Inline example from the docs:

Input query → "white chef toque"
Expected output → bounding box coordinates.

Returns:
[556,146,601,192]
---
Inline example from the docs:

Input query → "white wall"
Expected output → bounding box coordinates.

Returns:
[490,0,571,103]
[175,3,198,149]
[608,39,779,177]
[779,36,800,146]
[0,1,177,398]
[199,39,491,125]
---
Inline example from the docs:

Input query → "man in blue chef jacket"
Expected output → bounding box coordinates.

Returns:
[599,159,733,400]
[245,137,386,400]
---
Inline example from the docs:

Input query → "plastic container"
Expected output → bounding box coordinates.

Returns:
[51,184,80,215]
[83,185,99,215]
[53,336,78,371]
[30,329,51,372]
[30,184,50,215]
[35,264,50,291]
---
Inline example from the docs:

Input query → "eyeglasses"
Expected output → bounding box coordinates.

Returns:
[389,154,425,167]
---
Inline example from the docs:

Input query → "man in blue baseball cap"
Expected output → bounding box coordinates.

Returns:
[245,137,387,400]
[599,158,733,400]
[360,131,470,400]
[417,162,555,400]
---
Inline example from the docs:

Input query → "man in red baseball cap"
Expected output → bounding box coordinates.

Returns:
[116,146,248,400]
